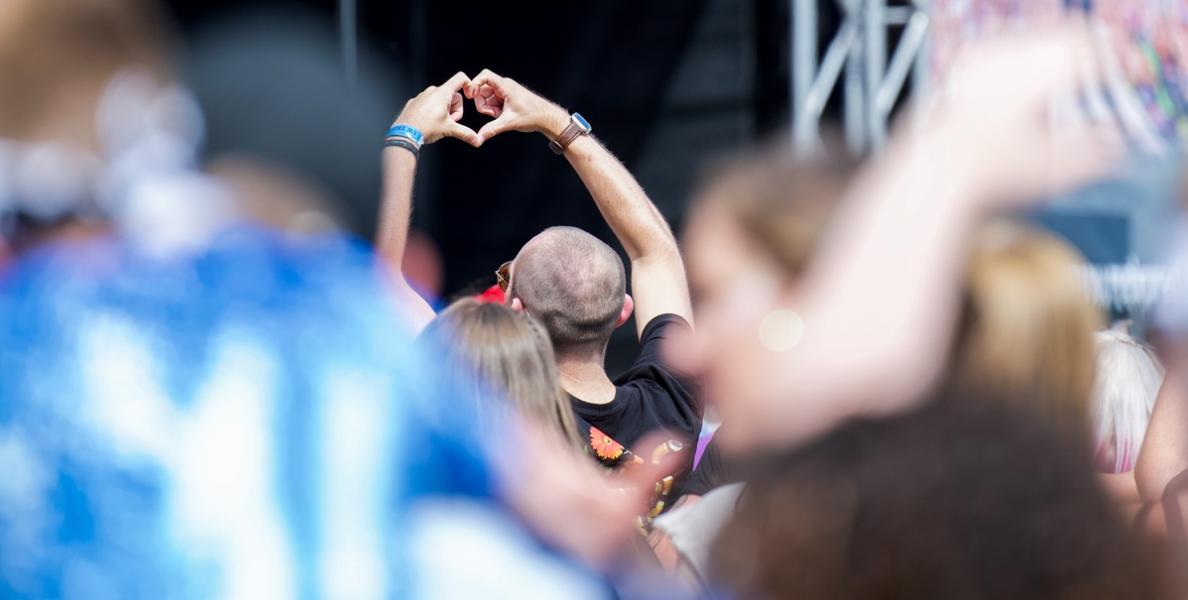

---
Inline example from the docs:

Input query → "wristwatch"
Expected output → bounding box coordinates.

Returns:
[549,112,592,155]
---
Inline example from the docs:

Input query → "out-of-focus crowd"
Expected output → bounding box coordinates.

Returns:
[0,1,1185,598]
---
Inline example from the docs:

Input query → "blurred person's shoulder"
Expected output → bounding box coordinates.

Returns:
[0,226,386,318]
[0,226,424,386]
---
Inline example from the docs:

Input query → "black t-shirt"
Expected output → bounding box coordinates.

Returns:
[570,314,703,500]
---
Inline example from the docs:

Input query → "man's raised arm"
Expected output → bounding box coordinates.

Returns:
[376,72,481,333]
[467,69,693,337]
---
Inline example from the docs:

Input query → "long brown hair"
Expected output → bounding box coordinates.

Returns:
[420,299,581,446]
[947,221,1102,441]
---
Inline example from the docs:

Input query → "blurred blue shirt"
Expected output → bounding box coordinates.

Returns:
[0,227,603,599]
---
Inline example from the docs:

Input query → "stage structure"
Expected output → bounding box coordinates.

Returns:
[791,0,931,154]
[790,0,1182,320]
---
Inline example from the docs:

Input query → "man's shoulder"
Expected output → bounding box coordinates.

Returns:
[613,368,680,395]
[639,313,692,342]
[626,313,692,378]
[619,315,695,390]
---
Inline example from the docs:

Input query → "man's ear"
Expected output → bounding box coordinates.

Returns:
[615,294,634,328]
[510,297,526,313]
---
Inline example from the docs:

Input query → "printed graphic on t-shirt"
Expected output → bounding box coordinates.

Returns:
[571,314,702,523]
[583,425,684,524]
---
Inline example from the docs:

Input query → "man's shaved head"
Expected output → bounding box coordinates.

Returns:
[508,226,626,356]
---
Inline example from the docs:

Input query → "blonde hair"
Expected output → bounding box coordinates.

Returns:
[949,221,1102,440]
[420,299,581,446]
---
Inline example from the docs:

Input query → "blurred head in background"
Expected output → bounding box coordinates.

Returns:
[1091,324,1163,473]
[0,0,170,147]
[183,8,398,240]
[668,143,854,446]
[420,298,582,446]
[0,2,407,252]
[0,0,190,258]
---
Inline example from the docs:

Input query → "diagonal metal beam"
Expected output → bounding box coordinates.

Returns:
[793,0,932,154]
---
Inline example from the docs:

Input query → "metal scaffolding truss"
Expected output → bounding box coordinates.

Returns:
[792,0,931,154]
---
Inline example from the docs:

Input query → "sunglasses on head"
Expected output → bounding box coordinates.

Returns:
[495,261,512,292]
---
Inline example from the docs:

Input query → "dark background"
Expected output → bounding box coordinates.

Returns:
[162,0,850,374]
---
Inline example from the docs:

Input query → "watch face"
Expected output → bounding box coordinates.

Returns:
[571,113,592,133]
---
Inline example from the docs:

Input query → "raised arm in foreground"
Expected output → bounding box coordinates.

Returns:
[730,27,1124,451]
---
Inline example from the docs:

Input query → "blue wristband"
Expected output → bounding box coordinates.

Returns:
[386,124,424,148]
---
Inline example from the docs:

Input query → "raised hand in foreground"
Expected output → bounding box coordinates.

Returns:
[709,23,1126,454]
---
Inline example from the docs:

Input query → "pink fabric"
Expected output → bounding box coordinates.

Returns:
[693,430,714,470]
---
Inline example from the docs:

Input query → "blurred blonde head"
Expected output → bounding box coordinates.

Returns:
[420,299,581,446]
[949,221,1102,440]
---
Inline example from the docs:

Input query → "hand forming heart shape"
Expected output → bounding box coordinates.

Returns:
[394,69,570,150]
[464,69,570,146]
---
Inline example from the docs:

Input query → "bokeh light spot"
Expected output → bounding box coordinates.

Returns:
[759,309,804,352]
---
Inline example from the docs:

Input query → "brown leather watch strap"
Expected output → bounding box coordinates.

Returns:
[549,119,585,155]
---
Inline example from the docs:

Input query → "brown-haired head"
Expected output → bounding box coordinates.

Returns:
[0,0,171,145]
[668,141,857,453]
